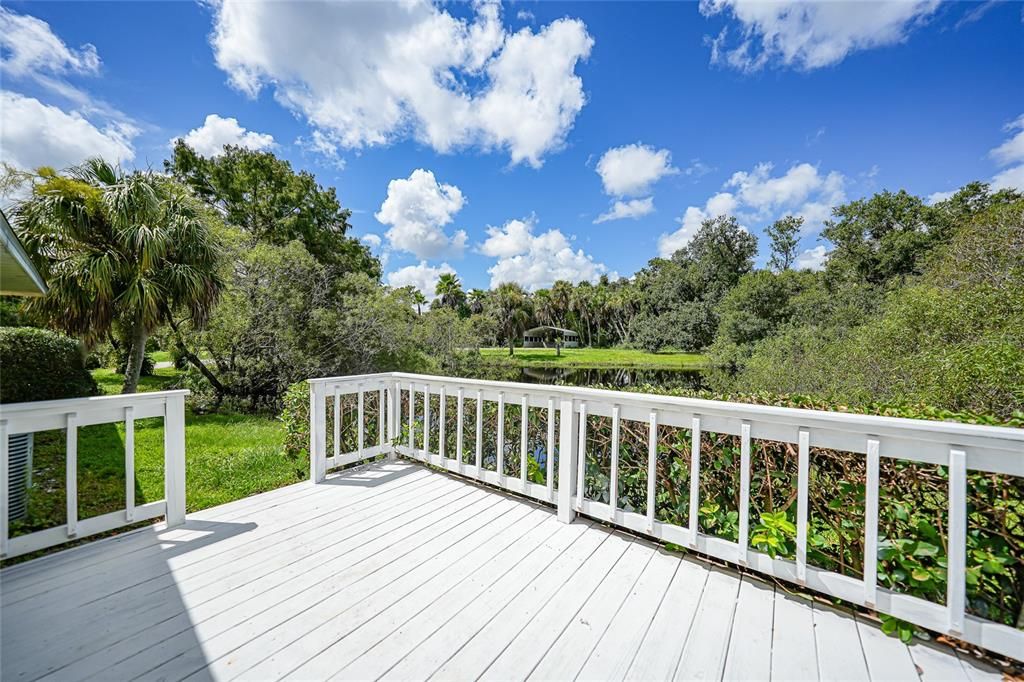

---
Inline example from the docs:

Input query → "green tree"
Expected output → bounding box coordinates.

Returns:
[435,273,466,310]
[13,160,222,393]
[766,215,803,271]
[411,290,427,315]
[490,283,533,356]
[165,141,378,277]
[467,288,487,315]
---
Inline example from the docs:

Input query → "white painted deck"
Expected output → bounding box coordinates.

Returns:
[0,461,1004,682]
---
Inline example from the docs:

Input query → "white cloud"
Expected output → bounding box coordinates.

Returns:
[594,197,655,224]
[516,10,535,23]
[0,91,136,173]
[208,0,592,168]
[386,261,456,299]
[484,218,608,290]
[375,169,468,260]
[989,114,1024,167]
[595,143,678,197]
[0,7,99,81]
[795,245,828,271]
[926,190,956,206]
[657,191,738,257]
[360,233,382,249]
[991,164,1024,193]
[479,218,535,257]
[173,114,275,157]
[701,0,939,72]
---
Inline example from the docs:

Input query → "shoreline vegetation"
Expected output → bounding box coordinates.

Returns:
[478,347,708,369]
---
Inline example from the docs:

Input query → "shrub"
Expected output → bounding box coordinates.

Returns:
[280,381,309,460]
[0,327,98,403]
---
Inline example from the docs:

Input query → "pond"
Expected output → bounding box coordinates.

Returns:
[512,365,708,390]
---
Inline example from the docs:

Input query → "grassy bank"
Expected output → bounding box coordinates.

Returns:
[11,367,298,540]
[479,347,707,369]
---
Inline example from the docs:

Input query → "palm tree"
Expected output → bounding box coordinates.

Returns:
[467,288,487,314]
[490,283,532,356]
[435,273,466,309]
[13,159,223,393]
[411,290,427,315]
[533,288,556,327]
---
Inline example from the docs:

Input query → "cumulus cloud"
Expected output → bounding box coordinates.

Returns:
[360,234,383,249]
[702,0,939,71]
[386,261,457,299]
[208,0,593,167]
[0,91,136,173]
[795,245,828,271]
[658,162,846,257]
[375,169,468,260]
[991,164,1024,193]
[657,192,739,257]
[482,218,608,290]
[173,114,275,157]
[594,197,655,224]
[595,143,678,197]
[989,114,1024,175]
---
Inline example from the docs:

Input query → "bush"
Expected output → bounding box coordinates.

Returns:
[0,327,98,403]
[280,381,309,460]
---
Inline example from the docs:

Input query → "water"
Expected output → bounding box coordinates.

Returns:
[512,365,707,390]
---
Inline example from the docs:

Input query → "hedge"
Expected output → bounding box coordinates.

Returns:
[0,327,99,403]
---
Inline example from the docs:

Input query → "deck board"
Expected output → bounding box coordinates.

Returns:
[0,460,996,682]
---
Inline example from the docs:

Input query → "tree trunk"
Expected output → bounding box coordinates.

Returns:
[122,319,148,394]
[167,316,230,401]
[508,337,514,356]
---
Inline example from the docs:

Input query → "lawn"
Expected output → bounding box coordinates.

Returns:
[479,347,707,369]
[11,367,300,540]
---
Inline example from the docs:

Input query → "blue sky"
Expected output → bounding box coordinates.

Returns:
[1,1,1022,295]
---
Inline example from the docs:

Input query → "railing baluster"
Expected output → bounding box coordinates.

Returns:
[864,437,880,606]
[439,386,447,461]
[609,405,620,521]
[496,392,505,481]
[357,385,365,457]
[423,384,431,457]
[738,421,751,564]
[948,447,967,634]
[646,410,657,532]
[546,397,555,502]
[66,412,78,537]
[333,386,341,461]
[475,389,483,470]
[456,388,464,473]
[388,381,400,460]
[796,427,810,583]
[1,419,9,557]
[576,402,587,511]
[520,395,528,487]
[688,416,701,548]
[125,406,135,522]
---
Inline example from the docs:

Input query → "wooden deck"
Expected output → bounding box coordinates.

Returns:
[0,461,1004,682]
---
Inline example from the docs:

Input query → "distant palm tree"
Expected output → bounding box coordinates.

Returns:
[491,283,532,356]
[411,290,428,315]
[435,273,466,309]
[533,288,556,327]
[14,159,222,393]
[467,288,487,314]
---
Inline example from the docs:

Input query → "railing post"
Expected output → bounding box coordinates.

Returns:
[164,395,186,527]
[387,381,399,461]
[557,398,577,523]
[310,381,327,483]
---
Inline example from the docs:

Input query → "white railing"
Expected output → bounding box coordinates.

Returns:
[310,372,1024,660]
[0,390,188,559]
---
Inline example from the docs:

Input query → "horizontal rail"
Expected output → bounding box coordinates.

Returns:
[0,390,188,559]
[308,372,1024,661]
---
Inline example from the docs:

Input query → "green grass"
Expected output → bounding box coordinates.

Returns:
[10,367,300,540]
[479,347,707,369]
[150,350,172,363]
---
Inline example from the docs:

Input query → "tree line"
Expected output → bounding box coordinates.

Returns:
[4,143,1021,418]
